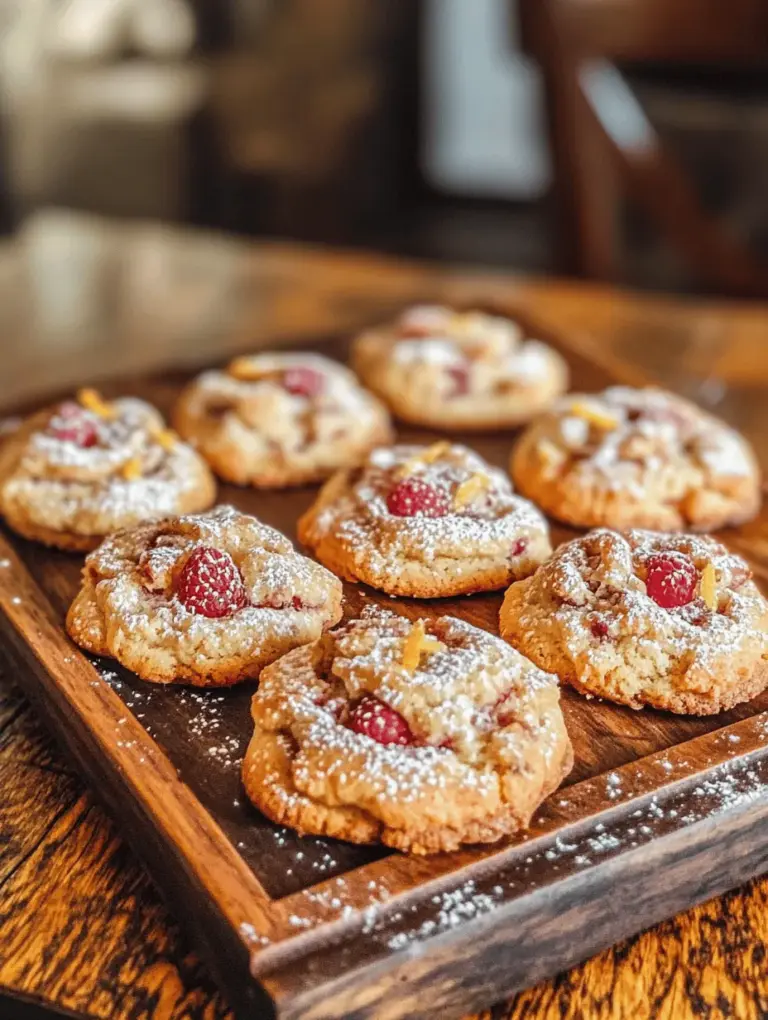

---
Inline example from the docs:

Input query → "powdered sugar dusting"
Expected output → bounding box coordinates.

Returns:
[312,443,551,578]
[531,528,768,677]
[388,307,551,389]
[82,587,768,963]
[2,396,214,536]
[529,386,756,496]
[177,352,390,473]
[74,506,342,684]
[269,738,768,955]
[248,605,568,852]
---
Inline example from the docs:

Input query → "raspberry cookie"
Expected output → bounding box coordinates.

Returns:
[500,528,768,714]
[511,386,760,531]
[0,391,216,551]
[242,607,572,853]
[351,305,568,430]
[297,442,552,598]
[173,353,392,488]
[66,506,343,686]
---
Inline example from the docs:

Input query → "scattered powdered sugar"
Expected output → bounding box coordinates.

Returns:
[605,772,623,800]
[331,753,768,955]
[54,484,765,965]
[689,764,768,812]
[207,735,243,764]
[178,689,247,770]
[586,830,622,854]
[239,922,271,947]
[386,881,502,950]
[84,622,768,964]
[95,661,244,769]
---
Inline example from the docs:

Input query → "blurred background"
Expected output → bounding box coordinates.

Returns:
[2,0,768,299]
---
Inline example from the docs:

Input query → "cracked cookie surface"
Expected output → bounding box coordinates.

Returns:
[500,528,768,714]
[298,442,552,597]
[242,606,572,853]
[352,305,568,430]
[173,353,392,488]
[66,505,343,686]
[511,386,760,531]
[0,392,216,551]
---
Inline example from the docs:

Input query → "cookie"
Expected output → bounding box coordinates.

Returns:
[351,305,568,430]
[0,391,216,551]
[242,606,572,853]
[297,442,552,598]
[66,505,344,686]
[173,352,393,488]
[511,386,761,531]
[500,528,768,714]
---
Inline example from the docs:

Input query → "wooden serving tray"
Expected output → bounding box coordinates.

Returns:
[3,321,768,1020]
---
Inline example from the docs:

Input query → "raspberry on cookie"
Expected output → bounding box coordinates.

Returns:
[297,442,553,598]
[500,528,768,714]
[0,391,216,551]
[173,353,392,488]
[351,305,568,431]
[66,506,344,686]
[242,607,573,853]
[511,386,761,531]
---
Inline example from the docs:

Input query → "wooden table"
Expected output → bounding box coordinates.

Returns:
[3,211,768,1020]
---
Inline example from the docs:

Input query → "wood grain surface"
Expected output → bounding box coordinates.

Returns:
[3,214,768,1019]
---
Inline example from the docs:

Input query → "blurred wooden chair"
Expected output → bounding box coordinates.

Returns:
[518,0,768,295]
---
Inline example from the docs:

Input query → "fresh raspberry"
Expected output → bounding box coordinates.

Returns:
[282,366,325,397]
[645,551,698,609]
[386,477,450,518]
[510,537,528,557]
[494,688,518,726]
[591,619,610,640]
[49,402,98,447]
[347,695,414,746]
[447,363,471,397]
[175,546,247,618]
